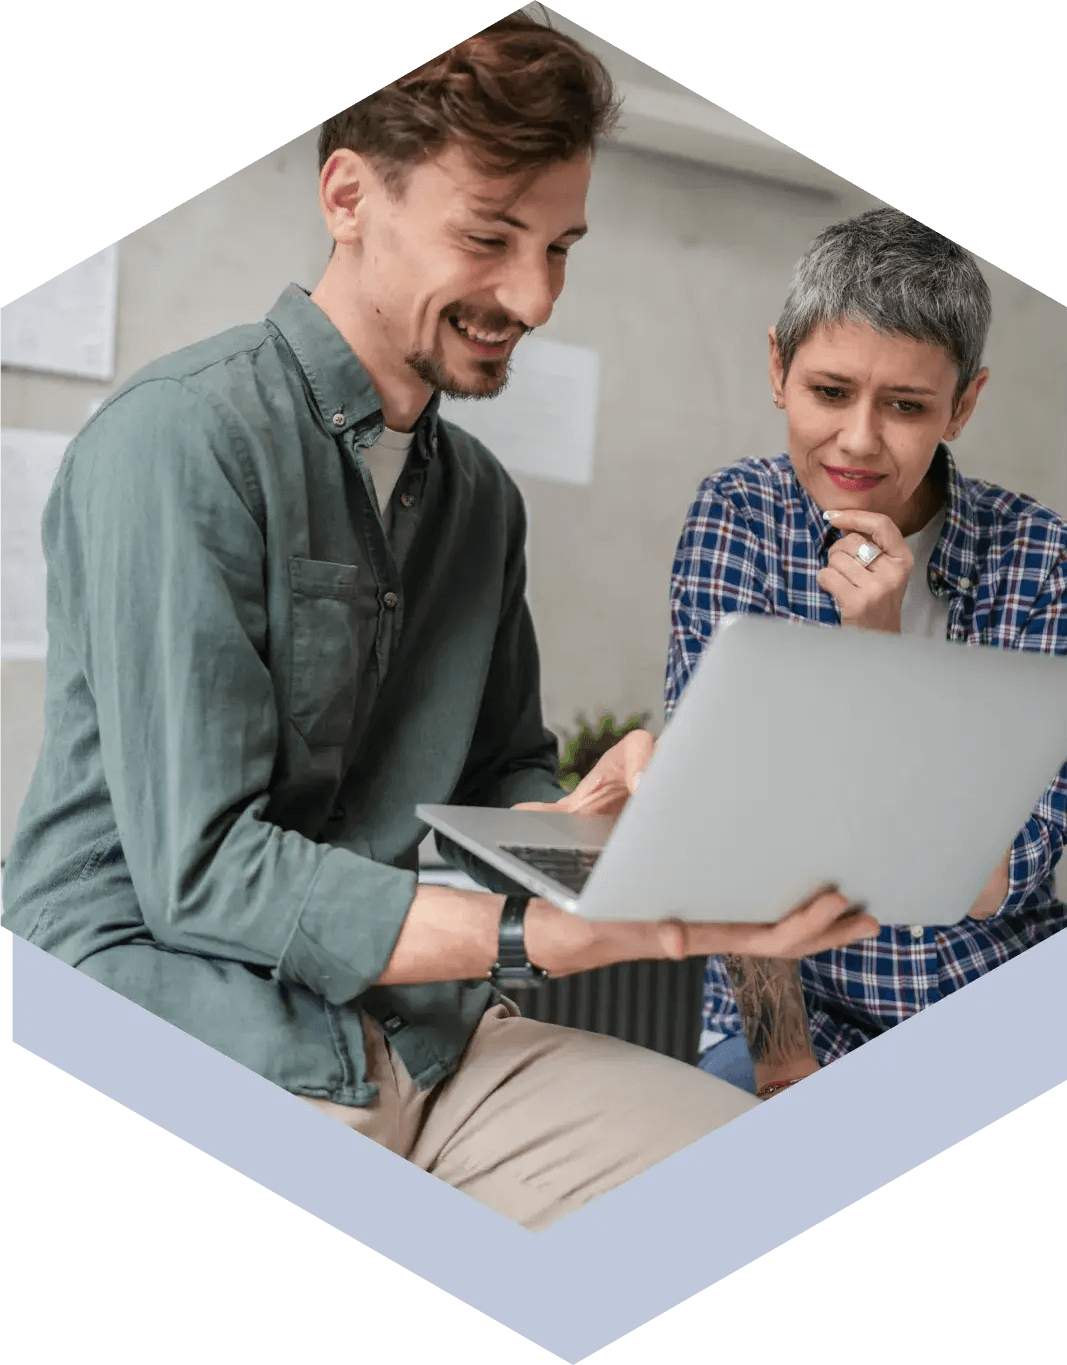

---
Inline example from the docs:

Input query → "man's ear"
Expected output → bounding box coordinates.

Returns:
[319,148,372,248]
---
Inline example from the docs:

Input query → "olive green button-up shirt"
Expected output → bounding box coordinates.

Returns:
[2,285,563,1105]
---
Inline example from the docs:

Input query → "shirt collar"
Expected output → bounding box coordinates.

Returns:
[785,442,979,590]
[782,457,837,551]
[928,444,980,591]
[266,284,440,460]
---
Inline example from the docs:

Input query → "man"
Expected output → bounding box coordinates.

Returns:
[2,12,875,1231]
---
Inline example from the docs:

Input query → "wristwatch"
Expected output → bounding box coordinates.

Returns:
[489,895,549,990]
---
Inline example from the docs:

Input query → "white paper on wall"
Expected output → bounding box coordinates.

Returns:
[438,334,599,486]
[2,429,72,660]
[1,245,119,380]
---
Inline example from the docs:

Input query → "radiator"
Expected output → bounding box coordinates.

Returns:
[512,956,708,1065]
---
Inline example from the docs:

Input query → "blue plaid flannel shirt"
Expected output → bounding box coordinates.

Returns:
[666,444,1067,1066]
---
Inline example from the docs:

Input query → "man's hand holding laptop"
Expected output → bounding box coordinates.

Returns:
[511,729,880,973]
[384,723,876,988]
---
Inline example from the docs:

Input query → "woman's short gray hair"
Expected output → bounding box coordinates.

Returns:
[775,207,991,407]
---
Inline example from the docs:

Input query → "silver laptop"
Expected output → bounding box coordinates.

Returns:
[418,614,1066,927]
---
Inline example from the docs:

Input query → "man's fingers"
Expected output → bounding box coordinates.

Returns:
[793,908,881,954]
[551,730,656,817]
[623,730,655,793]
[759,890,879,956]
[695,910,877,960]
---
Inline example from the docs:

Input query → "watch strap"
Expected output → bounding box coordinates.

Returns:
[489,895,548,989]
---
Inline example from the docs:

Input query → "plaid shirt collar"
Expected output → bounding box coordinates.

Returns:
[928,444,982,592]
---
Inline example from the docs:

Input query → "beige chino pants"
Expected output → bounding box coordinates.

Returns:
[303,1000,757,1231]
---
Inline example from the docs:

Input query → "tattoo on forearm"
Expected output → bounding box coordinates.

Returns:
[721,955,815,1065]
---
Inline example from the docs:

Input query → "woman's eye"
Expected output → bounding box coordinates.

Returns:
[814,386,845,400]
[893,400,924,414]
[469,236,505,249]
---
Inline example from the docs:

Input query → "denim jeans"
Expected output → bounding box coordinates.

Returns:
[697,1033,757,1094]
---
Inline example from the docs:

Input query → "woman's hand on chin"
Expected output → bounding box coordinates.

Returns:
[817,508,913,632]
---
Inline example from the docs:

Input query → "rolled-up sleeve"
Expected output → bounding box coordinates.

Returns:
[61,379,415,1005]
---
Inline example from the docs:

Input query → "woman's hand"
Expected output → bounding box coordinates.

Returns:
[817,508,914,632]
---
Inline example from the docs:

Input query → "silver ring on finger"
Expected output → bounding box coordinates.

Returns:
[855,540,882,568]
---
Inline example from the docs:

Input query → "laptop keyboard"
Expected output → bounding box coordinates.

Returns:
[500,845,601,895]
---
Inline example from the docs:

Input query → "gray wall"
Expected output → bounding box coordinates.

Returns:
[3,53,1066,859]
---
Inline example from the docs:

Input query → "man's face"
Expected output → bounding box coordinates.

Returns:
[351,146,591,399]
[773,319,977,527]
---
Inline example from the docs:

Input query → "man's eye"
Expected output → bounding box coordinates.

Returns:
[469,236,505,249]
[548,244,571,258]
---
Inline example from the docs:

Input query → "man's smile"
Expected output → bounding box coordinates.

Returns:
[447,314,519,356]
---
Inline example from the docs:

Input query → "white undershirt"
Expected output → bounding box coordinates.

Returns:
[898,506,949,639]
[362,425,414,516]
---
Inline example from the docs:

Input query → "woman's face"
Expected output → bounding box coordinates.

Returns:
[771,319,987,534]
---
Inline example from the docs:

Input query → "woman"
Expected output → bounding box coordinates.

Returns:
[666,207,1067,1098]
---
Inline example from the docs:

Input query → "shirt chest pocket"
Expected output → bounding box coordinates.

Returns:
[288,556,376,750]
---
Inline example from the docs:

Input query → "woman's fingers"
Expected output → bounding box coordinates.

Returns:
[817,564,861,603]
[819,517,913,630]
[825,508,910,559]
[827,544,877,591]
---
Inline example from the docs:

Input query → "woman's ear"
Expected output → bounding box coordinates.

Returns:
[769,327,786,408]
[945,366,990,439]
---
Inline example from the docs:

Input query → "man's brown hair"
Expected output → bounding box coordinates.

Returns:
[317,10,619,190]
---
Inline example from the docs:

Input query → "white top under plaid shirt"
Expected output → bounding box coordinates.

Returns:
[665,444,1067,1065]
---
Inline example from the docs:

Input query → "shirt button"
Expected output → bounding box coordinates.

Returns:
[331,411,345,427]
[910,925,925,939]
[383,591,399,609]
[400,492,416,509]
[958,576,973,590]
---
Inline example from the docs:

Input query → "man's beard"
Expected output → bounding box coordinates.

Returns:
[405,307,529,400]
[404,348,513,401]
